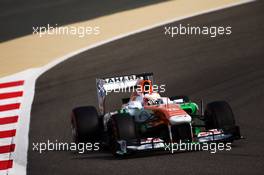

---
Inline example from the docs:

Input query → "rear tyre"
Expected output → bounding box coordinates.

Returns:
[71,106,100,143]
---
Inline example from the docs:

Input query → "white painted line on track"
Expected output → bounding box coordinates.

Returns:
[39,0,256,77]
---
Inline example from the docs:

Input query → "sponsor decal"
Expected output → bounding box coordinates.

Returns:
[103,75,139,84]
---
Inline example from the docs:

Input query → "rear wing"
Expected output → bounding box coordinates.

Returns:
[96,73,153,114]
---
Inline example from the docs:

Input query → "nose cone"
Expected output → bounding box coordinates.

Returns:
[169,115,191,125]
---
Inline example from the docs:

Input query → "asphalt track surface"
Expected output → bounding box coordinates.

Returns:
[28,1,264,175]
[0,0,166,42]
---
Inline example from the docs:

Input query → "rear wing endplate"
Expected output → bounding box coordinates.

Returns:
[96,73,153,114]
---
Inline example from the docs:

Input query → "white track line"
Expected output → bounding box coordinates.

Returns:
[39,0,256,76]
[7,69,38,175]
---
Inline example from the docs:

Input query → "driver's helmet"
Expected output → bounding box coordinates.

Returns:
[138,79,153,95]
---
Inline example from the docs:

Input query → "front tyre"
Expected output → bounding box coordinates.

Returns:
[204,101,240,138]
[204,101,235,129]
[108,113,136,157]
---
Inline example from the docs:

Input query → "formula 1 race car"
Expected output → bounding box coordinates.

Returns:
[71,73,242,156]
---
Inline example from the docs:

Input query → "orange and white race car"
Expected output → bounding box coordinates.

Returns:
[71,73,242,156]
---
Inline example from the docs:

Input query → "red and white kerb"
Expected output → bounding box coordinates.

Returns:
[0,80,24,173]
